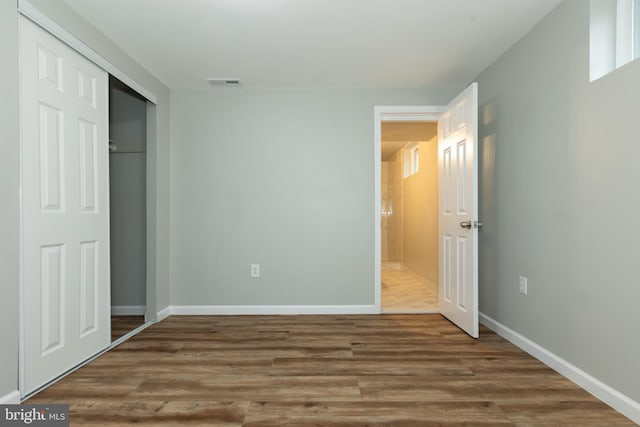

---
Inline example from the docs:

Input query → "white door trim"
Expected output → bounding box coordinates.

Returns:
[373,106,444,313]
[17,0,157,104]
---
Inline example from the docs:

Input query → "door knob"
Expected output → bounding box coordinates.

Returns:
[460,220,472,230]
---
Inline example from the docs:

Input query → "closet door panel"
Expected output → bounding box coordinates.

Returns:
[20,15,111,396]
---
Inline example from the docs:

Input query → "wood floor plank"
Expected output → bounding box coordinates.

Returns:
[73,356,275,377]
[478,374,600,402]
[128,375,361,401]
[243,401,513,426]
[351,343,525,359]
[497,401,636,425]
[284,336,353,348]
[25,314,635,426]
[65,400,249,426]
[358,376,487,402]
[111,315,145,341]
[176,346,353,359]
[28,377,145,402]
[270,357,474,377]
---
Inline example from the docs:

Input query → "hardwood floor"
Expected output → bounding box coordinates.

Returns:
[111,315,146,341]
[382,263,438,312]
[28,315,633,426]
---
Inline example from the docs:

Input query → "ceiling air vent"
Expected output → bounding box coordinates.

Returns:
[207,78,242,87]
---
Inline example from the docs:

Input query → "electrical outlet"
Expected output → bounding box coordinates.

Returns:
[519,276,528,295]
[251,264,260,278]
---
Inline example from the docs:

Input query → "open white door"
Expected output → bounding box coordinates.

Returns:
[438,83,479,338]
[20,16,111,395]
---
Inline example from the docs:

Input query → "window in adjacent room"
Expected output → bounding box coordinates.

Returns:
[635,0,640,57]
[403,142,419,178]
[590,0,640,80]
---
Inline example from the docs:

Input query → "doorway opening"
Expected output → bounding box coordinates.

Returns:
[375,86,480,336]
[380,121,439,313]
[108,76,147,341]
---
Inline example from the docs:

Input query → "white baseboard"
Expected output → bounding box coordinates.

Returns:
[0,390,21,404]
[169,305,377,315]
[156,306,170,321]
[480,313,640,425]
[111,305,146,316]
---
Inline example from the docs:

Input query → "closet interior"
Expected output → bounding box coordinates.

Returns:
[109,76,147,341]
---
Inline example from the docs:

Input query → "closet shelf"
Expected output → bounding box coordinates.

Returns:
[108,141,146,153]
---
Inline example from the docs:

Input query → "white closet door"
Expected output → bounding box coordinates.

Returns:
[20,15,111,395]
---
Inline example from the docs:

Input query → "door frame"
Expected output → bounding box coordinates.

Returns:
[374,106,444,313]
[17,4,161,397]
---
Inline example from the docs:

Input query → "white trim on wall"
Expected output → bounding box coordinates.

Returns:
[0,390,21,404]
[378,106,444,122]
[145,102,159,323]
[373,106,444,313]
[156,307,171,321]
[480,313,640,425]
[111,306,146,316]
[17,0,157,104]
[170,305,376,316]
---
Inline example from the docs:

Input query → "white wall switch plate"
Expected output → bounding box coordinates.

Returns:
[519,276,528,295]
[251,264,260,278]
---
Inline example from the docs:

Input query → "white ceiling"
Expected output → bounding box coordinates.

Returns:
[62,0,563,90]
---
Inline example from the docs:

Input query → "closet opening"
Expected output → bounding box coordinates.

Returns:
[108,76,147,341]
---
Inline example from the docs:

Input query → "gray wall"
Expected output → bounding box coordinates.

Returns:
[402,136,439,283]
[0,0,20,399]
[477,0,640,403]
[109,87,147,308]
[0,0,171,398]
[170,88,456,306]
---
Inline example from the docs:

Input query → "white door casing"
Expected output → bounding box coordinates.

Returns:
[373,107,443,313]
[20,16,111,395]
[438,83,479,338]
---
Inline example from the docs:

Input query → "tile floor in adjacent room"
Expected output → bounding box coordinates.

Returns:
[381,262,438,313]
